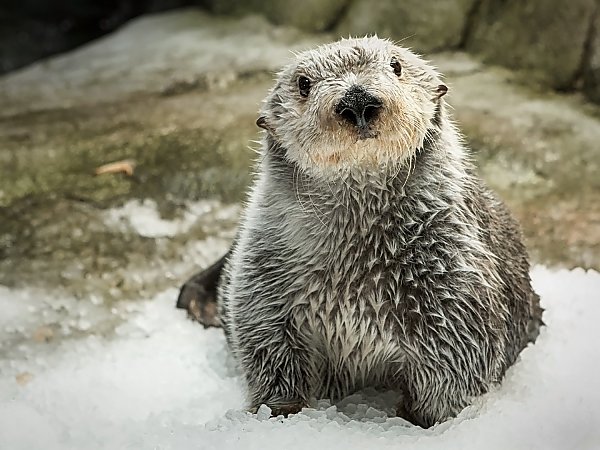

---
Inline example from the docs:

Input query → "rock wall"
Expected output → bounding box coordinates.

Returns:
[466,0,597,90]
[3,1,599,102]
[0,0,199,74]
[207,0,600,104]
[584,12,600,102]
[1,9,599,291]
[205,0,348,32]
[335,0,476,53]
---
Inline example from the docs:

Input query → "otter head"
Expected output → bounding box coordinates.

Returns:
[257,36,448,177]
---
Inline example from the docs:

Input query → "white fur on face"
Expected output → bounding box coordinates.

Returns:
[262,37,444,177]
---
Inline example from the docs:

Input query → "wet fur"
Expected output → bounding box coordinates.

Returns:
[180,37,543,427]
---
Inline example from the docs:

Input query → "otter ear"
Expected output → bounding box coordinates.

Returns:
[435,84,448,99]
[256,116,275,135]
[256,116,268,130]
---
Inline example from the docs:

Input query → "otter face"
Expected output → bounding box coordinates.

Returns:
[258,36,448,176]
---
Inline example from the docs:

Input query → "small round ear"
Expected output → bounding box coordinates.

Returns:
[256,116,268,129]
[256,116,275,135]
[436,84,448,99]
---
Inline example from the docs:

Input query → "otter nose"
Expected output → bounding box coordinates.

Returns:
[335,85,383,129]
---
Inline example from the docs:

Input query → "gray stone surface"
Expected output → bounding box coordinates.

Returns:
[584,11,600,103]
[0,9,322,295]
[436,53,600,269]
[0,8,598,300]
[466,0,596,90]
[0,9,322,116]
[335,0,476,53]
[206,0,349,32]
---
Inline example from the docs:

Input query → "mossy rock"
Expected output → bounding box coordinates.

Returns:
[467,0,596,90]
[207,0,349,32]
[335,0,476,53]
[583,12,600,104]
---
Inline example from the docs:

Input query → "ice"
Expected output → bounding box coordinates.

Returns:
[256,404,272,421]
[103,199,221,238]
[1,266,599,450]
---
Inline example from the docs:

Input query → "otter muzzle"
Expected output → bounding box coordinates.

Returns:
[335,85,382,139]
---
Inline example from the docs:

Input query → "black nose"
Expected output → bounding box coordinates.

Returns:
[335,86,383,129]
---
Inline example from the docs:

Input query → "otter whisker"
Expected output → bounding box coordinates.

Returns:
[293,162,312,218]
[302,158,328,228]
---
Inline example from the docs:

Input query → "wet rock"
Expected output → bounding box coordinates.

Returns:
[583,12,600,103]
[207,0,348,32]
[466,0,596,90]
[0,8,598,300]
[335,0,476,53]
[0,8,323,210]
[0,9,319,293]
[0,8,322,116]
[0,0,152,75]
[436,53,600,268]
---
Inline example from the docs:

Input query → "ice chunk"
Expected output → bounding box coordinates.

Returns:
[256,404,272,421]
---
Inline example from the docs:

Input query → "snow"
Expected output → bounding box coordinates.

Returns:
[103,199,224,238]
[1,267,599,450]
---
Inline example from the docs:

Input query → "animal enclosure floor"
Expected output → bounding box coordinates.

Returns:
[1,267,599,450]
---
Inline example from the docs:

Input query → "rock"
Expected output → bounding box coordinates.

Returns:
[0,8,599,299]
[0,8,322,116]
[0,8,321,292]
[335,0,476,53]
[466,0,596,90]
[0,8,325,208]
[436,52,600,268]
[206,0,349,32]
[583,11,600,103]
[0,0,213,75]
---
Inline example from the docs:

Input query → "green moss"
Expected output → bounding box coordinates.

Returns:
[0,114,253,209]
[0,96,254,291]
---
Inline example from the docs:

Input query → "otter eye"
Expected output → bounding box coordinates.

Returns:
[390,58,402,77]
[298,76,311,97]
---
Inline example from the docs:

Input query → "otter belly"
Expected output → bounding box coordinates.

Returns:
[295,282,405,400]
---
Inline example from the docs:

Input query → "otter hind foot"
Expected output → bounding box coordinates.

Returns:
[176,252,229,328]
[177,286,220,328]
[395,400,424,428]
[270,402,305,417]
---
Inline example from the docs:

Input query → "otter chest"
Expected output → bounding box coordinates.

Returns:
[290,229,405,386]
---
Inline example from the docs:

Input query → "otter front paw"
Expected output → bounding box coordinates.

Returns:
[270,402,305,417]
[250,401,306,418]
[395,401,421,427]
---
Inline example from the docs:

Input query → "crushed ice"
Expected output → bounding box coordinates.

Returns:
[0,267,599,450]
